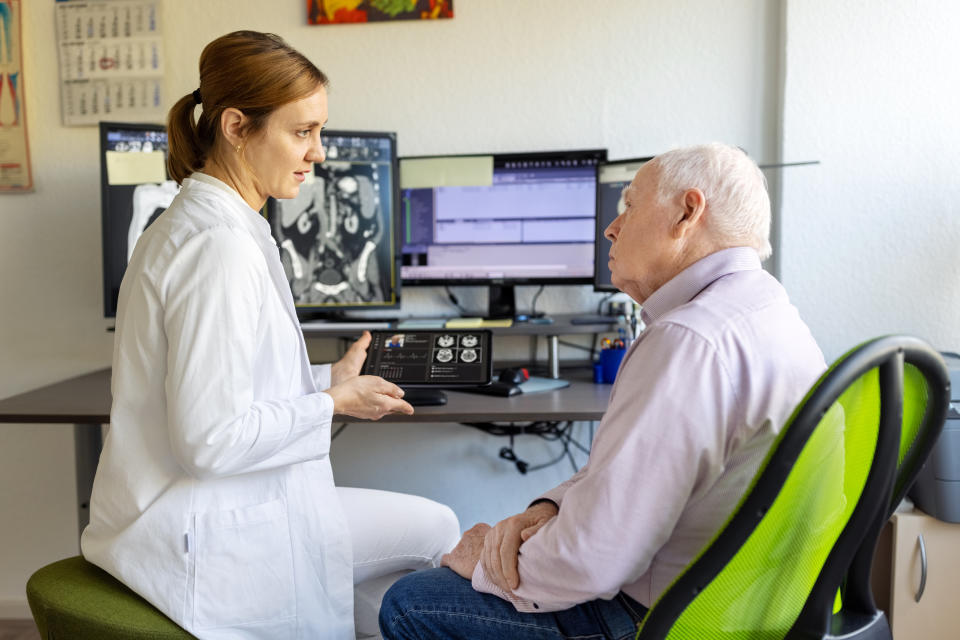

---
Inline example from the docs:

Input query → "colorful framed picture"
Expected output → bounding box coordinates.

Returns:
[0,0,33,192]
[307,0,453,25]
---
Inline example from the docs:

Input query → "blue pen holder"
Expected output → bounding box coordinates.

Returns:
[596,348,626,384]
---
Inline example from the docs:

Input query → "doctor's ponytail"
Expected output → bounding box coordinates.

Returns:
[166,92,204,184]
[166,31,328,184]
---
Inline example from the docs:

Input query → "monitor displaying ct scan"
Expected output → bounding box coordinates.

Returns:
[362,330,493,387]
[99,121,179,318]
[265,130,400,315]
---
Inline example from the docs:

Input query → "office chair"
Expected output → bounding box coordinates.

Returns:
[838,340,950,632]
[634,335,950,640]
[26,556,196,639]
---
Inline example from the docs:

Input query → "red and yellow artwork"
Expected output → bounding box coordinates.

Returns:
[307,0,453,25]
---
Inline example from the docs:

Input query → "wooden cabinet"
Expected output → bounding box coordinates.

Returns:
[871,511,960,639]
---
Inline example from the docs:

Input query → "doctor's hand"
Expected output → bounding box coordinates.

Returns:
[441,523,491,580]
[326,375,414,420]
[330,331,372,387]
[481,501,559,593]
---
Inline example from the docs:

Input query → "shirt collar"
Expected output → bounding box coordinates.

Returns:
[640,247,762,325]
[184,172,273,240]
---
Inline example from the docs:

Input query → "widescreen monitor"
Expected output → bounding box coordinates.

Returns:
[594,157,653,292]
[264,130,400,317]
[399,148,607,317]
[99,121,178,318]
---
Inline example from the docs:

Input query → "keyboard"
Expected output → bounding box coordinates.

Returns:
[300,321,393,330]
[570,315,619,325]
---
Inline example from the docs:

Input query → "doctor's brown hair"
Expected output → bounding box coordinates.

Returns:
[166,31,328,184]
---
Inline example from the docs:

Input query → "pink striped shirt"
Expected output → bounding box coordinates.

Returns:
[473,247,826,611]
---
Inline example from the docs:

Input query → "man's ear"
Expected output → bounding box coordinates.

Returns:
[219,108,247,149]
[672,188,706,239]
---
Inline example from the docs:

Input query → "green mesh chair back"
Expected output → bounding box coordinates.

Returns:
[840,342,949,628]
[635,336,950,640]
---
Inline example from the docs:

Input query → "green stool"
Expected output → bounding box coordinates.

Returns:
[26,556,196,639]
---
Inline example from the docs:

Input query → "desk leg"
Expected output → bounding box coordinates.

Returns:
[547,335,560,379]
[74,423,103,540]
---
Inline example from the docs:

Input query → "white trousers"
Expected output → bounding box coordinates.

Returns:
[337,487,461,638]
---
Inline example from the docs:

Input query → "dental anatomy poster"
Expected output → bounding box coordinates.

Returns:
[0,0,32,191]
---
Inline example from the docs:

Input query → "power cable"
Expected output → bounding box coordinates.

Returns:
[460,420,590,474]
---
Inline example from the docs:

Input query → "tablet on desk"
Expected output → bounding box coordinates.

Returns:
[362,330,493,387]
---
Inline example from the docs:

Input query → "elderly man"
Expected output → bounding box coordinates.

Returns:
[379,143,826,640]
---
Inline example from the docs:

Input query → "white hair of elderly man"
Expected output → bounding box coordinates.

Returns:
[653,143,772,260]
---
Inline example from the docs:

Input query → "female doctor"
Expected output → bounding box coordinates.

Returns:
[81,31,460,640]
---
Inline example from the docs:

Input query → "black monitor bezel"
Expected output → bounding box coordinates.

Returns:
[361,329,494,387]
[593,156,654,292]
[398,148,608,287]
[264,129,402,316]
[99,120,169,318]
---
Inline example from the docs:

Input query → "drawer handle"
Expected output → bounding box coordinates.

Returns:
[915,533,927,603]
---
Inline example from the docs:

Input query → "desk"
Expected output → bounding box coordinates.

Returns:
[302,314,624,378]
[0,367,611,539]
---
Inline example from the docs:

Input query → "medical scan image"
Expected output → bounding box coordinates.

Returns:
[272,155,392,305]
[437,334,455,348]
[127,181,179,261]
[435,348,455,363]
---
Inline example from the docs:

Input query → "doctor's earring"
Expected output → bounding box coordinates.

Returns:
[235,144,242,153]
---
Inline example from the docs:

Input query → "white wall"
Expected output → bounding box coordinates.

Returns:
[0,0,782,613]
[780,0,960,360]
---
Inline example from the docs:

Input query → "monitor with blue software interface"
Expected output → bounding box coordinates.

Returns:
[399,148,607,318]
[594,157,653,292]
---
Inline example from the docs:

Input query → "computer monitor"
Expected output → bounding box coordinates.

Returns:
[264,130,400,317]
[594,157,653,292]
[399,148,607,318]
[99,121,178,318]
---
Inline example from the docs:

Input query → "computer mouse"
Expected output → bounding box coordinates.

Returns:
[498,367,530,386]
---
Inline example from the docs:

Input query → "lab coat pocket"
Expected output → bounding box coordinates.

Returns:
[193,498,296,629]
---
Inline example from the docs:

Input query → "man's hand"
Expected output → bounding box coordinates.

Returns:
[330,331,372,387]
[326,375,414,420]
[481,501,559,593]
[440,523,491,579]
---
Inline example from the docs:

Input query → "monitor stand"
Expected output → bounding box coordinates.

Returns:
[488,284,516,319]
[402,388,448,406]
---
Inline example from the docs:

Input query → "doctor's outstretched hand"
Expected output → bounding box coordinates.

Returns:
[330,330,373,386]
[326,375,414,420]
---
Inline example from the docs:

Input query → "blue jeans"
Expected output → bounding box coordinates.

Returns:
[379,567,648,640]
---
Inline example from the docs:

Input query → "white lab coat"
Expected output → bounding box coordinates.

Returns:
[82,173,354,639]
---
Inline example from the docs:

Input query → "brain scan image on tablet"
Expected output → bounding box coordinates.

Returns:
[362,330,492,387]
[437,334,455,348]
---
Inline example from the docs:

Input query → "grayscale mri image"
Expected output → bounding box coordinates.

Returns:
[128,181,179,261]
[270,146,394,306]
